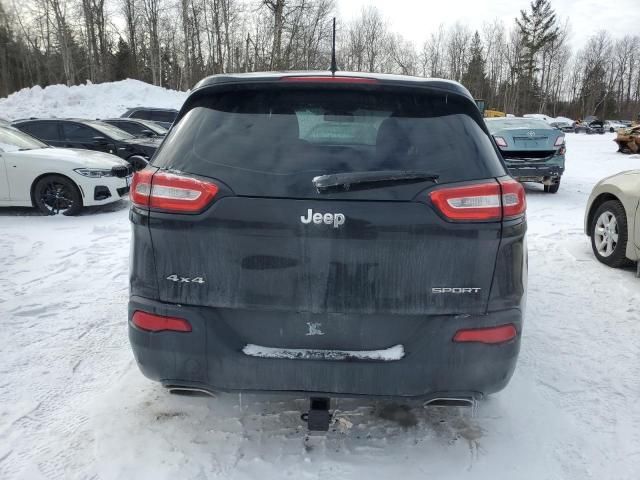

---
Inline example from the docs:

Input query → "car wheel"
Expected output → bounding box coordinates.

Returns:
[33,175,82,216]
[544,179,560,194]
[590,200,629,268]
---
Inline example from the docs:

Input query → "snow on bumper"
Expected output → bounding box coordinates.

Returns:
[242,343,405,361]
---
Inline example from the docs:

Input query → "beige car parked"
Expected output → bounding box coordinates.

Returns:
[585,170,640,274]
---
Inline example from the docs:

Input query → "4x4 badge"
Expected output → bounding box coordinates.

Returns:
[166,274,205,284]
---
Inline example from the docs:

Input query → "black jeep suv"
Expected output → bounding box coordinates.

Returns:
[13,118,160,170]
[128,72,527,424]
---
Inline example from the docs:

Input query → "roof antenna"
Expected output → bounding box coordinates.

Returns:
[330,17,337,75]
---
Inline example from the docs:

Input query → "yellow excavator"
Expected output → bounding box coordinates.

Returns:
[475,99,506,118]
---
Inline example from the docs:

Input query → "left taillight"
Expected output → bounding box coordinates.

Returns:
[493,136,508,148]
[429,179,526,222]
[130,168,218,213]
[132,311,192,332]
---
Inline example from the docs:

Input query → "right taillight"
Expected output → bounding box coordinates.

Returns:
[453,324,517,344]
[499,178,526,219]
[429,179,526,222]
[130,168,218,213]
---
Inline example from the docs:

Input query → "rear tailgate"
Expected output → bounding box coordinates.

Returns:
[150,195,501,315]
[145,81,507,319]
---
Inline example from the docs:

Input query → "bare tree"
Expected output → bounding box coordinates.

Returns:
[263,0,285,69]
[120,0,139,76]
[420,24,446,77]
[445,22,471,82]
[141,0,161,85]
[45,0,75,84]
[2,0,640,124]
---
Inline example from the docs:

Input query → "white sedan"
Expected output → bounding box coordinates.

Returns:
[0,126,131,215]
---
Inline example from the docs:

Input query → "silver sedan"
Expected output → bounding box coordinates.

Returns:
[585,170,640,274]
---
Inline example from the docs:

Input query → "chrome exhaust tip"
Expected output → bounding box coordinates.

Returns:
[424,397,476,408]
[167,386,216,398]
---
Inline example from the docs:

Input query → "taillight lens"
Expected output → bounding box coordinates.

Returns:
[130,166,155,207]
[130,168,218,213]
[132,311,192,332]
[453,324,517,344]
[554,135,565,146]
[429,179,526,222]
[499,178,526,219]
[494,136,508,148]
[430,182,502,221]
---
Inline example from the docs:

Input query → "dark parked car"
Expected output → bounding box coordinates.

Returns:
[128,72,527,430]
[12,119,161,170]
[120,107,178,129]
[575,118,606,134]
[550,121,574,133]
[102,118,168,138]
[486,117,566,193]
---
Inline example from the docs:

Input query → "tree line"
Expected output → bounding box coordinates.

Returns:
[1,0,639,119]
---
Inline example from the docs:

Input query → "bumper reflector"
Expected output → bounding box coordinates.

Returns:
[453,324,517,344]
[132,311,192,333]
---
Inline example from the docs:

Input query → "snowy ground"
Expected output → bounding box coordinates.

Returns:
[1,133,639,480]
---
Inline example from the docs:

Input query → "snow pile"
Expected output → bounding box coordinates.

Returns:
[554,116,575,124]
[523,113,554,123]
[523,113,577,124]
[242,343,405,361]
[0,79,188,121]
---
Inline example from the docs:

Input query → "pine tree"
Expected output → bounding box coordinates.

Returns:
[113,38,133,81]
[515,0,559,112]
[461,31,489,100]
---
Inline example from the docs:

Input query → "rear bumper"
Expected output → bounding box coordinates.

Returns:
[506,163,564,183]
[128,296,523,398]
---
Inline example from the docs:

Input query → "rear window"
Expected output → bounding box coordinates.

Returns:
[152,111,177,123]
[153,87,504,193]
[130,110,151,120]
[21,121,60,141]
[486,118,551,132]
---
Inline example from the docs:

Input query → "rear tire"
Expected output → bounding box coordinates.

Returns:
[590,200,629,268]
[544,179,560,194]
[33,175,82,216]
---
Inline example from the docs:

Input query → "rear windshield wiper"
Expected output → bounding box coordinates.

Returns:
[312,170,439,192]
